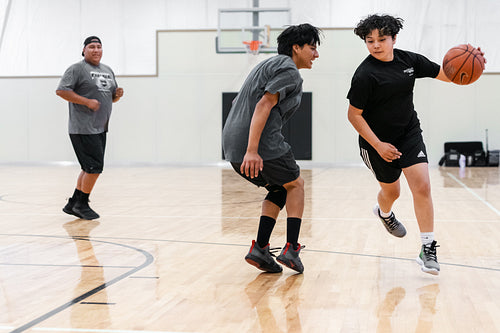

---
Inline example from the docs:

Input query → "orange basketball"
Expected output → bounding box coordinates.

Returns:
[442,44,485,85]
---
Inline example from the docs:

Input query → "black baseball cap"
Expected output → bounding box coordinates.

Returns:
[82,36,102,56]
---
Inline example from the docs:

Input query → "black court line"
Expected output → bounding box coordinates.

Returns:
[2,231,498,331]
[0,234,154,333]
[82,235,500,273]
[307,248,500,273]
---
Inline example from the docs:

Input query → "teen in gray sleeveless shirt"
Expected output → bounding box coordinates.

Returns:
[222,24,321,274]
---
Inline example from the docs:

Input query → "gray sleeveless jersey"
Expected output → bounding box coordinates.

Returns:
[222,55,303,162]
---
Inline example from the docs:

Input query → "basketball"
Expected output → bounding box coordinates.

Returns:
[442,44,485,85]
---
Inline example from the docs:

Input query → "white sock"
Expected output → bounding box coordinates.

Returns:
[420,232,434,245]
[379,208,392,218]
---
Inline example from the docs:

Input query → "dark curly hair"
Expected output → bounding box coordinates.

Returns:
[354,14,404,40]
[277,23,322,56]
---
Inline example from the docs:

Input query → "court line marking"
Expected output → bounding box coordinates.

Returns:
[5,235,154,333]
[447,172,500,217]
[308,248,500,272]
[2,233,498,273]
[55,235,500,273]
[0,213,497,223]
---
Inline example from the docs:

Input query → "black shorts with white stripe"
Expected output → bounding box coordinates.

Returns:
[359,134,428,184]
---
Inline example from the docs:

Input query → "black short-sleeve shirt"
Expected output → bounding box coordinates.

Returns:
[347,49,440,144]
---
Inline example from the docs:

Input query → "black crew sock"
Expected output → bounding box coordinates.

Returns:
[71,188,81,200]
[286,217,302,250]
[78,191,90,203]
[256,216,276,248]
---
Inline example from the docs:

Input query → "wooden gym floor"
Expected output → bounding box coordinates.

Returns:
[0,163,499,333]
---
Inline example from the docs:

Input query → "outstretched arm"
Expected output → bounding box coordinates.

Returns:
[435,67,451,82]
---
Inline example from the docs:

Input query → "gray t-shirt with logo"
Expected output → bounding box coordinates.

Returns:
[57,60,117,134]
[222,55,303,163]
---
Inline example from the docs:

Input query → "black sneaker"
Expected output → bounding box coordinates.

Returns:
[62,197,78,217]
[373,204,406,238]
[277,242,305,273]
[245,240,282,273]
[416,240,440,275]
[72,200,100,220]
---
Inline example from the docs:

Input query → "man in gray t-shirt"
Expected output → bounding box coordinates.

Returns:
[56,36,124,220]
[222,24,321,274]
[58,59,117,134]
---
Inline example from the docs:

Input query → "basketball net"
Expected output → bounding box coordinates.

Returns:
[243,40,262,55]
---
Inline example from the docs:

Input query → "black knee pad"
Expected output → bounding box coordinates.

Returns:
[265,185,287,210]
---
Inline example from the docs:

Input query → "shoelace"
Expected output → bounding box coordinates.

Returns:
[423,242,440,261]
[268,244,306,257]
[382,214,399,230]
[268,247,281,257]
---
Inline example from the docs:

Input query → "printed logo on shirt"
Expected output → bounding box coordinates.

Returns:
[403,67,415,76]
[417,151,426,158]
[91,71,113,92]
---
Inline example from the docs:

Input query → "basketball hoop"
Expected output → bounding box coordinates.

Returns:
[243,40,262,55]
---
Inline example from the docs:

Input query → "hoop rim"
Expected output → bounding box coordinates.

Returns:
[243,40,263,53]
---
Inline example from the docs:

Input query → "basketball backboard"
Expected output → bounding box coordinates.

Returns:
[216,7,291,54]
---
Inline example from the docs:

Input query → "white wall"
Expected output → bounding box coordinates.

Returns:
[1,0,499,76]
[1,28,498,166]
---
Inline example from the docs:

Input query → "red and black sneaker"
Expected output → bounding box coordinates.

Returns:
[244,240,282,273]
[277,242,304,273]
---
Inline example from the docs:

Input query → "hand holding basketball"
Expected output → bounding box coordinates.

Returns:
[442,44,486,85]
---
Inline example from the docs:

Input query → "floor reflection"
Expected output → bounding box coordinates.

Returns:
[376,283,440,333]
[376,287,406,333]
[276,274,304,333]
[63,220,111,329]
[439,166,499,188]
[416,283,440,333]
[245,273,303,333]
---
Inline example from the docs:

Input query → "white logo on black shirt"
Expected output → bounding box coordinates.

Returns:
[417,151,426,158]
[403,67,415,76]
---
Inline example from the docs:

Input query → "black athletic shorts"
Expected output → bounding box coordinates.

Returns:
[359,133,428,184]
[230,149,300,189]
[70,133,107,174]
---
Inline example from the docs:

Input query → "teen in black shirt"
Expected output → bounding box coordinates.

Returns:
[347,14,484,275]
